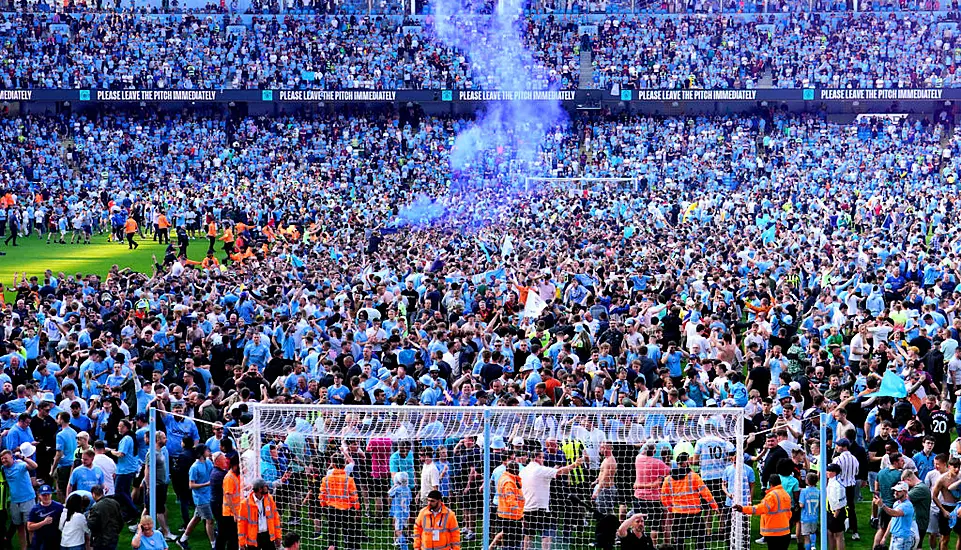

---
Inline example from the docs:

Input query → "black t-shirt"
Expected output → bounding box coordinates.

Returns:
[926,410,955,453]
[909,336,932,358]
[452,445,482,489]
[749,366,771,395]
[867,436,892,472]
[479,363,504,387]
[753,412,778,433]
[619,530,656,550]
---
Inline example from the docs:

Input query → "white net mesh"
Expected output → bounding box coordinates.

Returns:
[237,405,749,550]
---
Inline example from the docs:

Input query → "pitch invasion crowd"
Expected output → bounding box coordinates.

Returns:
[0,108,960,550]
[4,10,961,89]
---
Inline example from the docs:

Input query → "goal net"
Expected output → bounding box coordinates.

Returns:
[523,177,641,194]
[237,405,749,550]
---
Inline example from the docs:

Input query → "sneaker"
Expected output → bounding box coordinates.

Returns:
[128,525,139,533]
[176,539,189,550]
[464,531,476,541]
[754,537,766,544]
[165,533,178,541]
[311,532,324,541]
[851,533,860,541]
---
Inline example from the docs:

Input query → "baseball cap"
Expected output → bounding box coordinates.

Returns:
[836,438,850,448]
[892,482,909,492]
[38,484,54,495]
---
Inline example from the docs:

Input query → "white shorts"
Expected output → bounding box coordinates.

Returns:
[801,522,817,536]
[929,511,941,534]
[890,535,916,550]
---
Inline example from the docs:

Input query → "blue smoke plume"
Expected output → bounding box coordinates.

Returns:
[428,0,568,189]
[395,194,448,227]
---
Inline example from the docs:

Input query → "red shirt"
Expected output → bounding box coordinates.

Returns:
[543,378,562,404]
[367,437,393,478]
[634,455,670,501]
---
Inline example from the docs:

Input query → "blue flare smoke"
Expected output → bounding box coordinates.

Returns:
[395,194,448,227]
[428,0,567,186]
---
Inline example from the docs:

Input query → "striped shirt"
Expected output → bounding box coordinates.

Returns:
[832,451,859,488]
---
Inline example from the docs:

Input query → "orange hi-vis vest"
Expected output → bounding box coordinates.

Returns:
[319,468,360,510]
[496,472,524,520]
[157,214,171,229]
[220,227,234,243]
[660,471,718,514]
[207,221,218,237]
[413,504,461,550]
[124,218,138,234]
[222,471,241,518]
[742,485,793,538]
[237,492,281,548]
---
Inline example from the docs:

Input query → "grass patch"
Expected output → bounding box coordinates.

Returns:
[1,231,211,301]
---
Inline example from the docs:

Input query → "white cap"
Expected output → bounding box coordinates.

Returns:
[892,482,909,492]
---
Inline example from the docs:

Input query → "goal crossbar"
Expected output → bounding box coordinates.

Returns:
[233,404,749,550]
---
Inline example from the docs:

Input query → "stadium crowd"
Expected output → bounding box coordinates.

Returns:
[0,105,958,550]
[4,10,961,89]
[2,0,953,14]
[0,12,579,90]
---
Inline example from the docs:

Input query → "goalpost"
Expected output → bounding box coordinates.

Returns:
[234,405,750,550]
[523,177,641,193]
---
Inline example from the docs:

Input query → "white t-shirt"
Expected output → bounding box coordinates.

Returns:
[783,418,803,444]
[419,462,440,502]
[92,454,116,495]
[519,461,558,511]
[849,333,866,362]
[572,426,607,469]
[59,509,89,547]
[948,357,961,387]
[59,396,88,415]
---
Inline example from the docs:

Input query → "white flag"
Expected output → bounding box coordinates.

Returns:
[522,290,548,318]
[501,233,515,259]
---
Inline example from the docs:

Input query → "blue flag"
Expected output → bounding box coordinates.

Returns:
[875,370,907,399]
[761,224,776,245]
[478,240,492,263]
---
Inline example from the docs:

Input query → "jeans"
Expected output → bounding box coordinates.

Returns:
[115,473,139,522]
[62,545,86,550]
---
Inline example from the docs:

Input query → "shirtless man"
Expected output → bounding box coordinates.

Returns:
[932,457,961,550]
[926,454,949,550]
[593,441,618,516]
